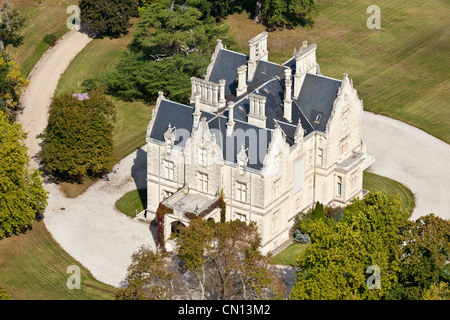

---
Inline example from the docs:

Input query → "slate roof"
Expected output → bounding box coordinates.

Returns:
[149,47,342,170]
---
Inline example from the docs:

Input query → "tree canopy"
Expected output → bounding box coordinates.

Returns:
[39,89,116,182]
[0,110,48,239]
[290,192,409,300]
[0,1,26,50]
[103,0,236,104]
[117,219,287,300]
[0,51,28,114]
[79,0,139,38]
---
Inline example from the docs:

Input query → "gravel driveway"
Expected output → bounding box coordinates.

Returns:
[16,29,449,288]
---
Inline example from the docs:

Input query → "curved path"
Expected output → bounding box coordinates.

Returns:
[17,29,450,287]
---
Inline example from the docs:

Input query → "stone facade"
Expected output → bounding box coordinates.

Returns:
[145,33,374,254]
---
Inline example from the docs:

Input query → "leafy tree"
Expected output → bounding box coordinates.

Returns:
[39,89,116,182]
[0,285,11,300]
[0,51,29,113]
[79,0,138,38]
[103,0,236,103]
[118,219,287,300]
[290,192,408,300]
[421,282,450,300]
[173,219,286,300]
[0,1,26,50]
[389,214,450,300]
[0,110,48,239]
[259,0,318,29]
[116,246,180,300]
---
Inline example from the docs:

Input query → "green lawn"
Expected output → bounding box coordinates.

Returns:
[363,171,415,215]
[270,242,310,266]
[225,0,450,144]
[7,0,77,77]
[0,220,116,300]
[115,189,147,218]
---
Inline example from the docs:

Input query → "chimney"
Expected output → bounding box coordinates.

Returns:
[193,92,201,128]
[293,40,317,99]
[284,68,293,122]
[218,79,226,108]
[226,101,235,136]
[248,93,267,128]
[247,32,269,82]
[236,65,248,97]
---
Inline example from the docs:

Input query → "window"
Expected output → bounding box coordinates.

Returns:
[237,182,247,203]
[318,148,324,166]
[164,160,174,180]
[199,147,207,166]
[339,136,349,157]
[336,176,342,197]
[273,179,280,199]
[314,113,322,123]
[236,212,247,222]
[198,172,208,192]
[350,170,358,191]
[272,210,280,233]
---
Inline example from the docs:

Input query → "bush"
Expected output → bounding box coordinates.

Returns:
[326,206,345,222]
[43,34,57,47]
[294,230,310,244]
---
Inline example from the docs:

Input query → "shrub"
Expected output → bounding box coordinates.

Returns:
[43,34,57,47]
[294,230,311,244]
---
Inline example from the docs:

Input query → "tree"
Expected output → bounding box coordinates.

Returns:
[0,285,11,300]
[79,0,138,38]
[118,219,287,300]
[0,110,48,239]
[103,0,236,104]
[39,89,116,182]
[0,1,26,50]
[390,214,450,300]
[116,247,180,300]
[290,192,408,300]
[259,0,318,30]
[0,51,28,113]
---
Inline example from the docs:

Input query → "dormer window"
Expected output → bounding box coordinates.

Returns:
[314,113,322,123]
[198,147,207,166]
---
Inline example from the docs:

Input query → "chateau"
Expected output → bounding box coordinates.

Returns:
[144,32,374,253]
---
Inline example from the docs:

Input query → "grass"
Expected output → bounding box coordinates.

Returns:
[270,242,310,266]
[363,171,416,215]
[7,0,78,77]
[224,0,450,144]
[55,19,154,198]
[0,220,116,300]
[115,189,147,218]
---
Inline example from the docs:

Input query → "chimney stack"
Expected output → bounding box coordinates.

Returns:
[293,40,317,99]
[218,79,226,108]
[284,68,293,122]
[193,92,201,128]
[236,65,248,97]
[226,101,235,136]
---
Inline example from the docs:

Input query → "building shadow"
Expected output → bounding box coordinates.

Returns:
[130,147,148,211]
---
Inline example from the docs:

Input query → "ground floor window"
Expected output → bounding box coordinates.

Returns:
[336,176,342,197]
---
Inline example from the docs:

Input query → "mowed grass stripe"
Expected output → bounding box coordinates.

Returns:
[0,221,116,300]
[225,0,449,143]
